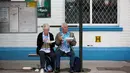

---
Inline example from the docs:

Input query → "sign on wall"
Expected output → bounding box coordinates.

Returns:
[95,36,101,42]
[26,0,51,18]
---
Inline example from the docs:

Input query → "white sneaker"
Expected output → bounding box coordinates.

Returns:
[40,68,44,73]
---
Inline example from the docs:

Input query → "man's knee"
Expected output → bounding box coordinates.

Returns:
[39,51,45,56]
[67,51,75,57]
[56,50,61,56]
[50,51,55,57]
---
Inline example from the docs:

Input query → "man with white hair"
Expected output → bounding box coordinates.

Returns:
[36,23,55,73]
[55,23,76,73]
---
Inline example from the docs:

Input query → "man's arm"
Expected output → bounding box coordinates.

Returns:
[55,32,62,46]
[69,32,76,46]
[49,33,55,48]
[36,33,43,55]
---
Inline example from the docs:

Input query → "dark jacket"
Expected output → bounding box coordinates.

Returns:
[36,32,55,55]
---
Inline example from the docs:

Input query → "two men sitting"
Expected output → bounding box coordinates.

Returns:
[36,23,76,73]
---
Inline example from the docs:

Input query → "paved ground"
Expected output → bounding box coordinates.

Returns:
[0,61,130,73]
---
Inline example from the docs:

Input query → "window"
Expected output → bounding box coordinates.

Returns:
[92,0,117,24]
[65,0,118,25]
[65,0,90,23]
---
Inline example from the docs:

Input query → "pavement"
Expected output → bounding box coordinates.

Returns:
[0,60,130,73]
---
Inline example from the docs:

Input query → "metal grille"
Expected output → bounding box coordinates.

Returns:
[92,0,117,24]
[65,0,117,24]
[65,0,90,23]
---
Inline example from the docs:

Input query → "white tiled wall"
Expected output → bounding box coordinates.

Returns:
[0,0,130,47]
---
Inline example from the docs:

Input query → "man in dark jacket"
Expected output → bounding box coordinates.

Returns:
[36,23,55,73]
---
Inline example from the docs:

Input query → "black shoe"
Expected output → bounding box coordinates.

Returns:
[70,70,74,73]
[70,67,74,73]
[55,70,59,73]
[55,67,60,73]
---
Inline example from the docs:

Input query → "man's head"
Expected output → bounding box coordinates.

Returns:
[61,23,68,33]
[43,23,50,35]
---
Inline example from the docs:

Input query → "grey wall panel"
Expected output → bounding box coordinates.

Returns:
[0,23,9,33]
[0,1,37,33]
[0,8,9,22]
[19,7,36,32]
[0,2,10,7]
[0,7,9,33]
[9,7,18,32]
[0,2,26,7]
[10,2,26,7]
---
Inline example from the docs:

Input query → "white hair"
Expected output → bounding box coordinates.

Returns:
[42,23,50,30]
[61,23,68,28]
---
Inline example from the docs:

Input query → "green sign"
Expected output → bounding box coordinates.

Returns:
[26,0,51,18]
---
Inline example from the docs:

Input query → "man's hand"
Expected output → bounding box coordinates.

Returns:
[59,36,62,41]
[66,39,71,43]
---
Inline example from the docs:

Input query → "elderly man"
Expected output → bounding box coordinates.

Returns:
[36,24,55,73]
[55,23,76,73]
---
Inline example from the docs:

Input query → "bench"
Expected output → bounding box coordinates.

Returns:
[27,48,75,71]
[22,54,40,71]
[28,54,39,57]
[27,53,72,72]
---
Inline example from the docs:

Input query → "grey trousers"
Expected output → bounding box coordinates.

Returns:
[39,51,55,69]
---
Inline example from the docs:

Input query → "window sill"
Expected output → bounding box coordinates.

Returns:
[60,26,123,31]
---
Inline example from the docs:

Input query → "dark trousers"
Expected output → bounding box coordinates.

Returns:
[55,49,75,68]
[39,51,55,70]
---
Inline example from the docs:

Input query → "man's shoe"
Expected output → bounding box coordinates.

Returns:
[55,70,59,73]
[40,68,44,73]
[55,67,60,73]
[70,67,74,73]
[70,70,74,73]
